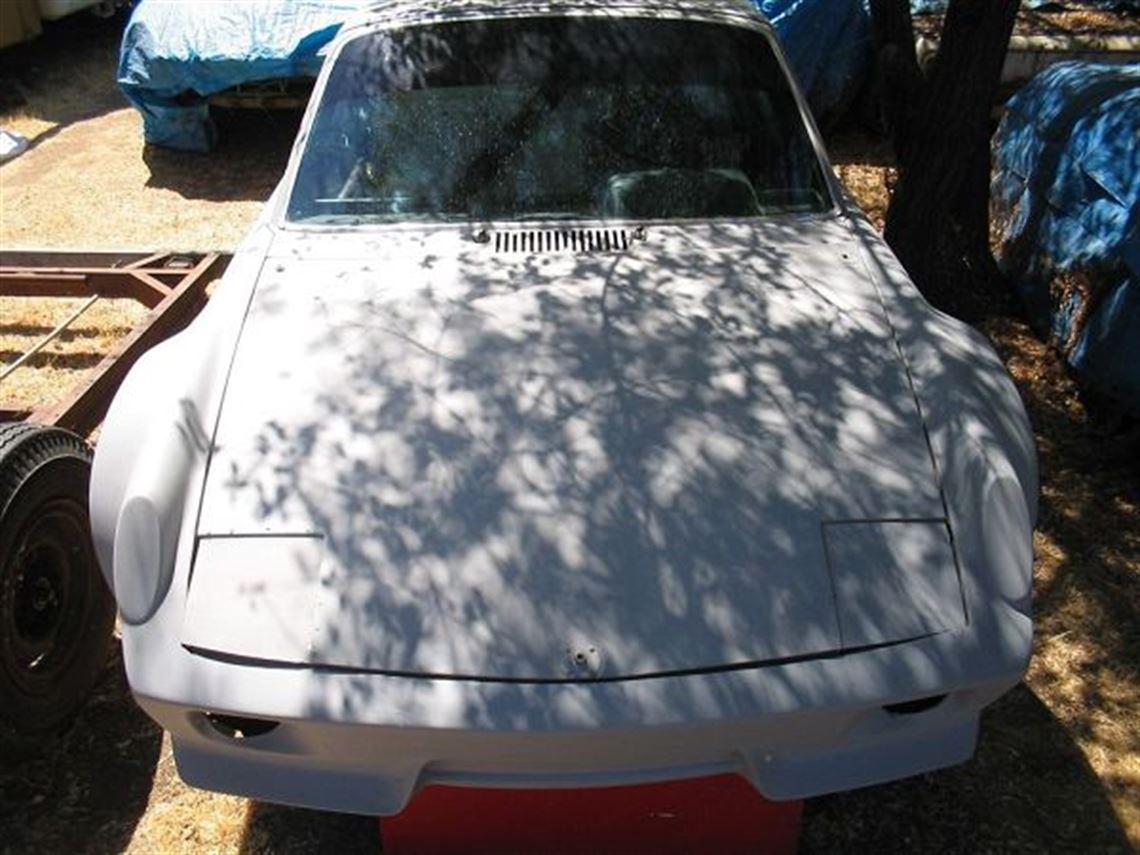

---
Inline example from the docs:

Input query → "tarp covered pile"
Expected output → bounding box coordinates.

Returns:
[993,61,1140,413]
[117,0,367,151]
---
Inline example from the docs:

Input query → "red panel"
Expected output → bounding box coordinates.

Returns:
[380,774,802,855]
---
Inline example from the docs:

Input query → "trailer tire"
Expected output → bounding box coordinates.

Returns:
[0,423,115,759]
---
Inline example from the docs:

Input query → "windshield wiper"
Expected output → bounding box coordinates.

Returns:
[297,211,472,226]
[513,212,592,222]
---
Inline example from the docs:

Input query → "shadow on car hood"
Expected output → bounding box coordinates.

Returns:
[185,220,958,680]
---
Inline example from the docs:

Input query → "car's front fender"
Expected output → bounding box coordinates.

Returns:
[848,212,1038,623]
[90,230,271,621]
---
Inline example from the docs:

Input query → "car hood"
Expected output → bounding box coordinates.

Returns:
[185,221,963,680]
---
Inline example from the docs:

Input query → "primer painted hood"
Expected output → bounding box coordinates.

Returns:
[187,221,957,679]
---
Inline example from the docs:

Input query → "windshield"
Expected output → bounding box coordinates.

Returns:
[287,16,833,225]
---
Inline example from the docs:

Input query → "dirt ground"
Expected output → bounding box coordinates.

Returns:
[913,8,1140,38]
[1,12,1138,855]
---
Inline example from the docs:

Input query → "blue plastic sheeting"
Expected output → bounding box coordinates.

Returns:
[993,62,1140,413]
[913,1,1139,11]
[118,0,367,151]
[757,0,873,121]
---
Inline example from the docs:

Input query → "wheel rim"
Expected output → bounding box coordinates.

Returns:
[1,496,95,697]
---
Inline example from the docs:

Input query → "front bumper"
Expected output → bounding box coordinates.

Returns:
[126,606,1031,815]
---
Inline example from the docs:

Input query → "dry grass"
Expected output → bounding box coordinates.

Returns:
[0,15,294,252]
[0,296,148,415]
[827,130,897,232]
[914,9,1140,38]
[0,104,288,251]
[996,319,1140,842]
[1,14,1138,855]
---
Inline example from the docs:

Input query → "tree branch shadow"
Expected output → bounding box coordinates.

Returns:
[802,685,1133,854]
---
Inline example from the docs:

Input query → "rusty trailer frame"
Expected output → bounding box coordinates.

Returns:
[0,249,228,753]
[0,250,230,435]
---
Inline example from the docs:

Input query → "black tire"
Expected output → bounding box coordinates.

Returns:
[0,422,116,758]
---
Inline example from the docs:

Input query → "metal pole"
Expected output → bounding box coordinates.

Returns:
[0,295,100,383]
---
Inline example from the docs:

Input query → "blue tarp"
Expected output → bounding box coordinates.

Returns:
[993,62,1140,413]
[757,1,873,122]
[118,0,367,151]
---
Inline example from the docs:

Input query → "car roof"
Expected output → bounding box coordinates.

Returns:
[341,0,770,36]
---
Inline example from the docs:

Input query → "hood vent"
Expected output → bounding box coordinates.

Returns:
[492,228,637,255]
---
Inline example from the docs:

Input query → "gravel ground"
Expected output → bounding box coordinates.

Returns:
[1,12,1137,855]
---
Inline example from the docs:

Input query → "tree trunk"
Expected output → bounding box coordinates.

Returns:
[870,0,1018,320]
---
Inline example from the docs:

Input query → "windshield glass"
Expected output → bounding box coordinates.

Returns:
[287,16,832,224]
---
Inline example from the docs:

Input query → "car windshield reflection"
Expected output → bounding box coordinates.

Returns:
[287,16,832,224]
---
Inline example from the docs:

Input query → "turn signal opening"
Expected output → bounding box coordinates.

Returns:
[882,694,948,716]
[204,712,279,740]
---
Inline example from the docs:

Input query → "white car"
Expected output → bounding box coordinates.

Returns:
[91,0,1038,815]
